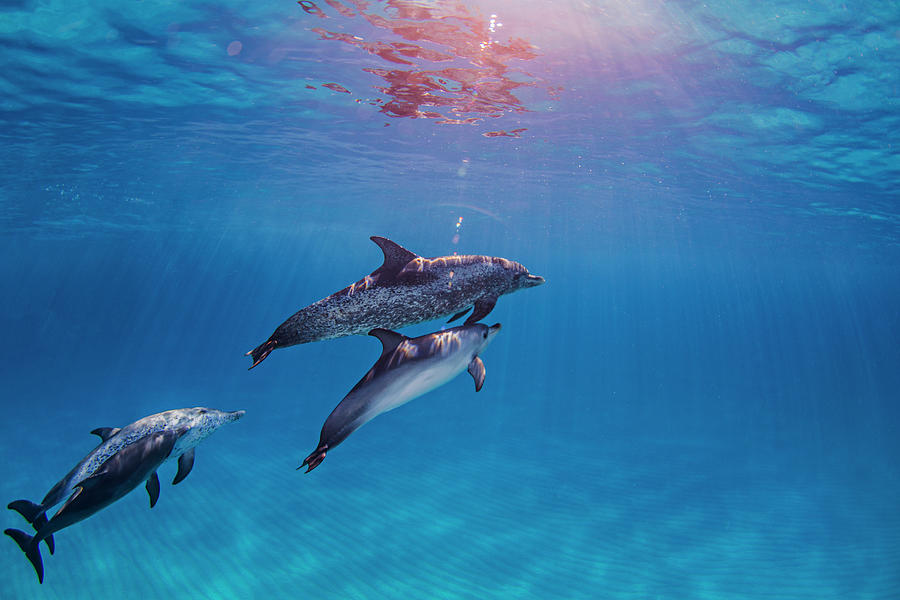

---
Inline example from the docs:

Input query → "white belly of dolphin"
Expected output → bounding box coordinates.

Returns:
[359,353,470,425]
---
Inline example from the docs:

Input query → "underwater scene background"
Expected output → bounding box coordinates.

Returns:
[1,0,898,598]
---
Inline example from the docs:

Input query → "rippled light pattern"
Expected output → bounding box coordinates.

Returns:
[299,0,546,124]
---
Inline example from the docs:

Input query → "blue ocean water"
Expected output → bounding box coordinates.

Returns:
[1,0,899,597]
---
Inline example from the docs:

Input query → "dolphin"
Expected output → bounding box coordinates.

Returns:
[301,322,501,472]
[246,236,542,368]
[5,407,244,584]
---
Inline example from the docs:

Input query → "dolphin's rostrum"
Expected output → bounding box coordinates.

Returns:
[301,322,501,472]
[5,407,244,584]
[247,236,542,368]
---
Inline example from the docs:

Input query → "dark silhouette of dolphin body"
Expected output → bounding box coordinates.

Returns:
[247,236,543,368]
[5,407,244,583]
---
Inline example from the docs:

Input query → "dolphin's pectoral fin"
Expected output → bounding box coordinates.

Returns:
[5,527,44,584]
[300,444,329,473]
[173,448,195,485]
[90,427,121,442]
[369,236,419,280]
[7,500,53,554]
[468,356,487,392]
[146,472,161,508]
[447,308,471,323]
[464,296,498,325]
[370,328,407,356]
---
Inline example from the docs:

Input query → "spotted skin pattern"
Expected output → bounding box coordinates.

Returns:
[5,407,244,583]
[38,408,243,513]
[248,237,544,367]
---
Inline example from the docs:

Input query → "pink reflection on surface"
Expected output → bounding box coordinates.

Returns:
[299,0,548,125]
[482,128,527,138]
[297,1,326,18]
[322,82,351,93]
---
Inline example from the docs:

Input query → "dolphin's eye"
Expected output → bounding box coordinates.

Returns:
[483,331,488,339]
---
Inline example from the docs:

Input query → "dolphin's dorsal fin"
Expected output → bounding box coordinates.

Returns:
[173,448,195,485]
[468,356,486,392]
[370,236,418,279]
[90,427,121,442]
[146,472,160,508]
[370,328,407,355]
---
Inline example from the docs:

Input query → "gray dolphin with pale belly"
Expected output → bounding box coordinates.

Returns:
[247,236,542,368]
[5,407,244,584]
[301,322,501,472]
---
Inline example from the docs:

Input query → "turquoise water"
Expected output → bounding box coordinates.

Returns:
[2,1,899,598]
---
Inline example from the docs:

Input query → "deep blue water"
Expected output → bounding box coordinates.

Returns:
[2,1,899,598]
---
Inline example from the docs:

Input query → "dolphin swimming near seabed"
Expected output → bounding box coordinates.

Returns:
[5,407,245,584]
[246,236,542,368]
[301,322,501,472]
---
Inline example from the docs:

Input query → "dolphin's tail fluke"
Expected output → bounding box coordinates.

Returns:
[246,339,277,370]
[299,444,328,473]
[7,500,54,554]
[5,528,44,584]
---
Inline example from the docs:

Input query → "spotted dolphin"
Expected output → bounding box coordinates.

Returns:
[301,322,501,472]
[5,407,244,584]
[246,236,542,368]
